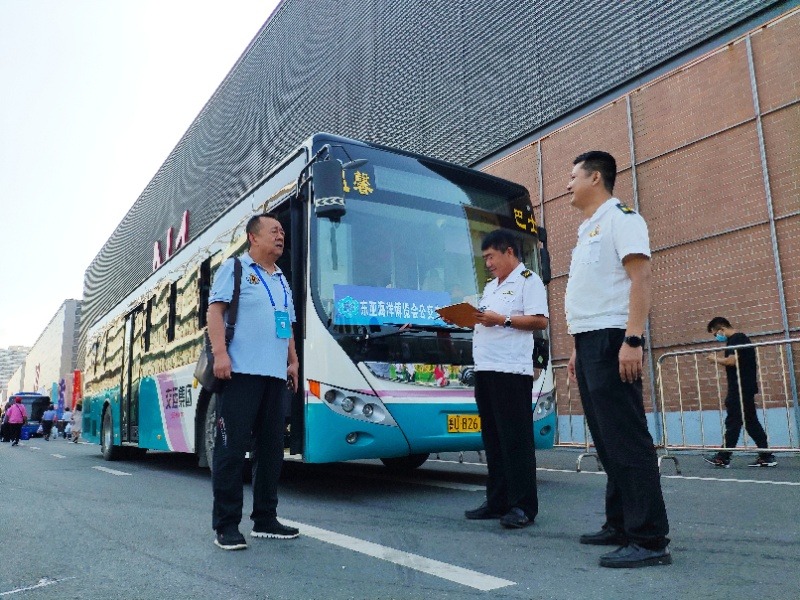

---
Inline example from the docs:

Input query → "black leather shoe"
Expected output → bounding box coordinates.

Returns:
[499,507,532,529]
[599,543,671,568]
[579,527,626,546]
[465,501,505,520]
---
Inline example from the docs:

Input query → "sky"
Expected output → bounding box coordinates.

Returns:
[0,0,281,348]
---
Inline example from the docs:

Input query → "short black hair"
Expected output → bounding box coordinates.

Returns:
[481,229,519,257]
[245,213,280,247]
[574,151,617,193]
[707,316,732,333]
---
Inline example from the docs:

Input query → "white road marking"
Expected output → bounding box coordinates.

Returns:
[661,474,800,486]
[280,519,515,591]
[0,577,74,596]
[92,466,131,476]
[29,446,41,450]
[51,454,66,459]
[433,459,800,487]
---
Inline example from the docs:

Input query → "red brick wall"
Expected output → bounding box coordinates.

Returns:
[483,8,800,421]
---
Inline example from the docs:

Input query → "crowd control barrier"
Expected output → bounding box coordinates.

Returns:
[656,338,800,467]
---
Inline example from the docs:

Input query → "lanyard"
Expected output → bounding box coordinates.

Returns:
[252,265,288,309]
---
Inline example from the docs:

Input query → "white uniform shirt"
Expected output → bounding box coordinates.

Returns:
[473,262,549,375]
[565,197,650,334]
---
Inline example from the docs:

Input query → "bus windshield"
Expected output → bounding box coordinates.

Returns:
[311,143,540,360]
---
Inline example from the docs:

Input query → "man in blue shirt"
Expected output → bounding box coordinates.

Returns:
[41,404,58,441]
[207,213,300,551]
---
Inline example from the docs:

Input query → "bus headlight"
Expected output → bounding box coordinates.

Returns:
[318,384,397,426]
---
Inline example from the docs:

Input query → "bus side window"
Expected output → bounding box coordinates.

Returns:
[198,258,212,329]
[144,297,153,352]
[103,331,110,369]
[167,281,178,342]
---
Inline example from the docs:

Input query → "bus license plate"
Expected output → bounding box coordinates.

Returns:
[447,414,481,433]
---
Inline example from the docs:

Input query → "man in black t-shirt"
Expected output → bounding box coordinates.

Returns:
[704,317,776,468]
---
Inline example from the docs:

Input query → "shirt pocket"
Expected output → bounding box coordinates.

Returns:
[498,291,520,312]
[579,235,602,264]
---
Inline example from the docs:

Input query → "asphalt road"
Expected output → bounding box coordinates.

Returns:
[1,438,798,600]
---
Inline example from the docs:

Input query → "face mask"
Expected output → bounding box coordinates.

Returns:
[715,333,727,343]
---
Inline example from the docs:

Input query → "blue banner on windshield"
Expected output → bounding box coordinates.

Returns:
[333,285,451,326]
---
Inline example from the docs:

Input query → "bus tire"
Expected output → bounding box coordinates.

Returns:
[101,408,121,461]
[380,453,429,471]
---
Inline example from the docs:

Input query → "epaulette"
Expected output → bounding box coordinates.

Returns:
[616,203,636,214]
[521,269,532,278]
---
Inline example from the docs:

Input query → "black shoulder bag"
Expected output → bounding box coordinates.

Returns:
[194,257,242,393]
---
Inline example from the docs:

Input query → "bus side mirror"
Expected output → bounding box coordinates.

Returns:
[538,226,551,286]
[313,159,346,219]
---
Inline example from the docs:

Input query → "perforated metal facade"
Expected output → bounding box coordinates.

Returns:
[79,0,785,364]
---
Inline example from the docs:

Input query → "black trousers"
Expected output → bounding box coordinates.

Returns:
[720,391,769,459]
[212,373,287,533]
[574,329,669,549]
[42,421,54,439]
[474,371,538,519]
[8,423,22,444]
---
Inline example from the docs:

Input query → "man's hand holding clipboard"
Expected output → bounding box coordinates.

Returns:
[436,302,482,328]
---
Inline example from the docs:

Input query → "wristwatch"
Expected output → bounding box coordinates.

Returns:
[503,316,512,328]
[623,334,644,348]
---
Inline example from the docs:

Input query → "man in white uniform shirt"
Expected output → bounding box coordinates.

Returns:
[464,229,549,529]
[565,151,670,568]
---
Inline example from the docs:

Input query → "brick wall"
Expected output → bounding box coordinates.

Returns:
[484,9,800,425]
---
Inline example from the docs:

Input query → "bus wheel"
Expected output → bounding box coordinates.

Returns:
[380,453,429,471]
[101,409,120,461]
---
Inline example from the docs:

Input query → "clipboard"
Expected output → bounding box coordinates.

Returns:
[436,302,481,328]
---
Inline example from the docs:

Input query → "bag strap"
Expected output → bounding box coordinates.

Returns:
[223,257,242,346]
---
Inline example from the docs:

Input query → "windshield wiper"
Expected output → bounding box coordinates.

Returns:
[352,323,470,341]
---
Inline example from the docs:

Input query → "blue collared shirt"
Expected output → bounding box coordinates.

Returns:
[209,251,296,379]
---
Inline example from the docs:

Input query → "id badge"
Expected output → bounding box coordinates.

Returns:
[274,310,292,339]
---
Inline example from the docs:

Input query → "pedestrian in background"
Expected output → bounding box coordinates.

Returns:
[704,317,776,468]
[6,397,28,447]
[60,407,72,439]
[42,404,58,441]
[0,399,12,442]
[463,229,549,529]
[207,213,300,551]
[565,150,671,568]
[70,403,83,443]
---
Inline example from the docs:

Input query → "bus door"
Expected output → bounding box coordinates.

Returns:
[274,203,303,453]
[120,306,144,444]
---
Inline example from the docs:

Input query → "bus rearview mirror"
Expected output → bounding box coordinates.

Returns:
[313,159,346,219]
[540,247,551,285]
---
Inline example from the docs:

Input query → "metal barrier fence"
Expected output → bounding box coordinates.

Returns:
[552,338,799,473]
[656,337,800,471]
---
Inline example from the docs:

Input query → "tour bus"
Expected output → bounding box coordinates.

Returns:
[81,133,555,470]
